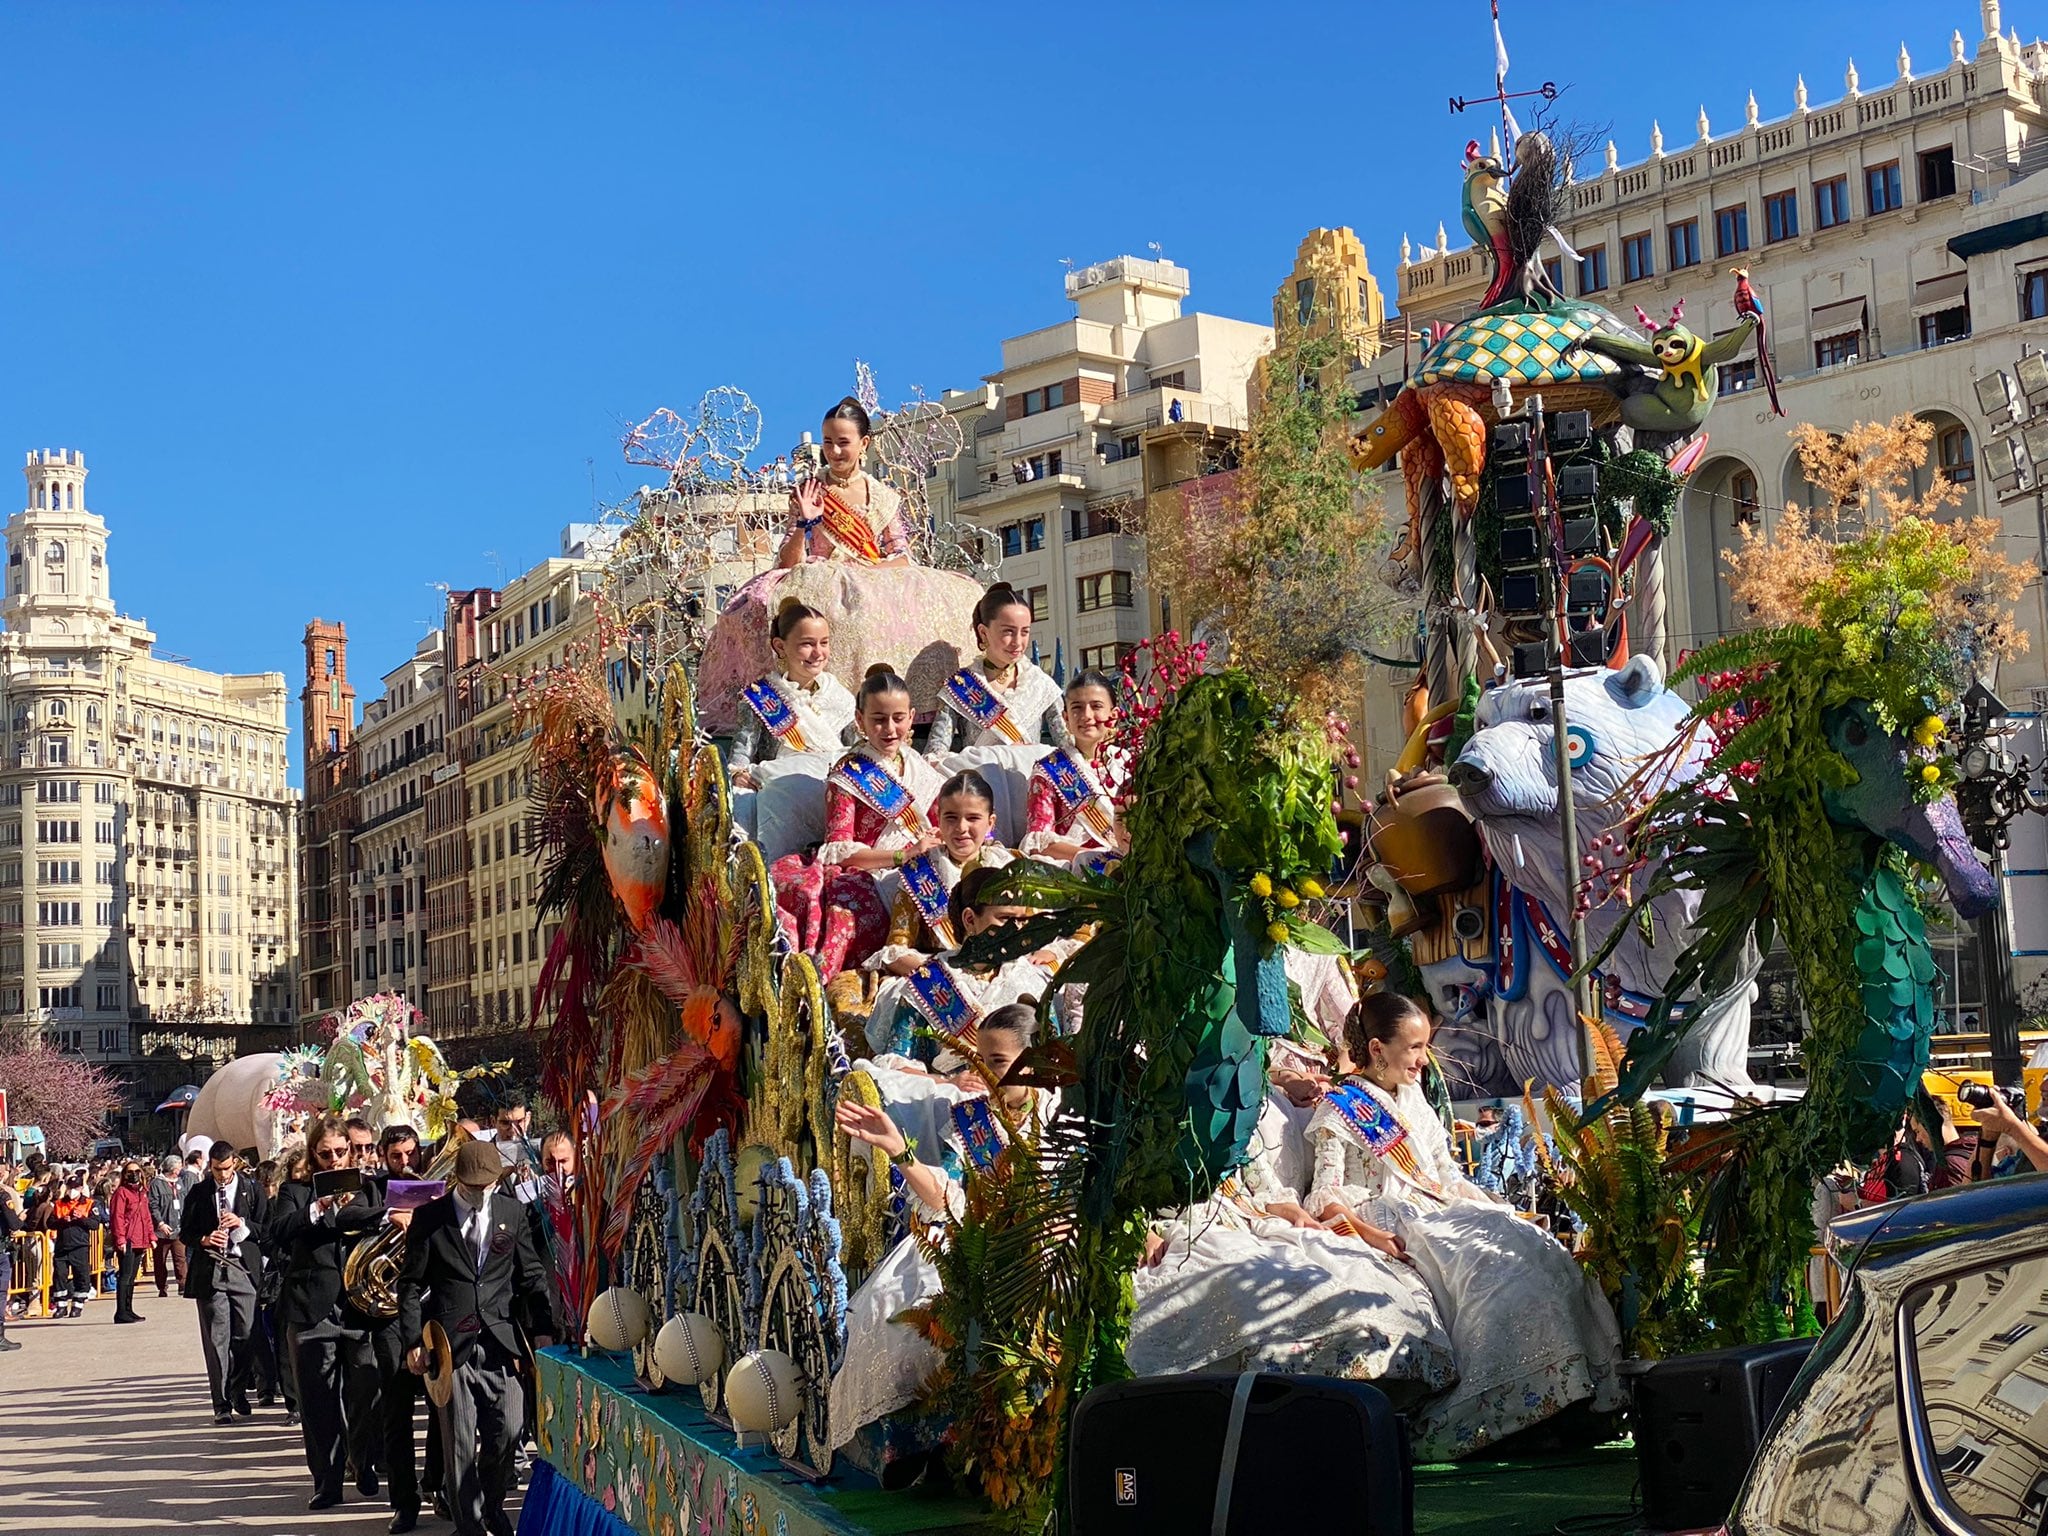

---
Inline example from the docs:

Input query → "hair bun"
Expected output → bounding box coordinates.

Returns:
[863,662,894,682]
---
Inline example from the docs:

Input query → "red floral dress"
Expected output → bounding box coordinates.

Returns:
[769,748,943,979]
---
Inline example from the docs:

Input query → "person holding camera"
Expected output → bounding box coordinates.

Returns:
[181,1140,270,1422]
[1969,1088,2048,1175]
[270,1116,387,1511]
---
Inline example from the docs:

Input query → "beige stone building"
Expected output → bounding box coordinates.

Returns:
[1343,5,2048,977]
[454,533,605,1041]
[3,449,299,1128]
[927,256,1273,673]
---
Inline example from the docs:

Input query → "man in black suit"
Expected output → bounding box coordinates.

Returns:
[180,1139,269,1424]
[397,1140,554,1536]
[269,1114,387,1512]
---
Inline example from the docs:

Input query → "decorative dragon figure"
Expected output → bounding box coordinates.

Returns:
[1604,625,2001,1332]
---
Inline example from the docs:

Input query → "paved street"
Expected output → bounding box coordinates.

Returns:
[0,1298,492,1536]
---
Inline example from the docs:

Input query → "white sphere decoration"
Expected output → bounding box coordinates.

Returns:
[725,1348,802,1432]
[586,1285,653,1353]
[652,1310,725,1387]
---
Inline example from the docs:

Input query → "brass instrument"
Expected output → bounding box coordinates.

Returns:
[344,1129,469,1320]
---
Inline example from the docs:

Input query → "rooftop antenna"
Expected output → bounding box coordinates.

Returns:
[1146,241,1165,262]
[482,551,506,586]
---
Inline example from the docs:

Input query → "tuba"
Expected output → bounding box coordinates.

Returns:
[344,1129,469,1320]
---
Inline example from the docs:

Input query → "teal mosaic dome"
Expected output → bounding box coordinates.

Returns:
[1412,299,1633,387]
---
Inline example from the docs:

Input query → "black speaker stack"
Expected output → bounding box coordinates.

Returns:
[1632,1338,1815,1530]
[1068,1372,1411,1535]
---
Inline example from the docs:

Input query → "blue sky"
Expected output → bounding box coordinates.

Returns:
[0,0,2000,781]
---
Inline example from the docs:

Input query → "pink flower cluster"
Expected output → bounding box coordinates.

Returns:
[1108,631,1210,795]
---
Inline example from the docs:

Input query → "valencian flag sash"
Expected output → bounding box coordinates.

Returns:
[942,669,1027,745]
[950,1097,1006,1173]
[903,958,979,1038]
[1033,746,1115,841]
[899,851,957,949]
[741,676,811,752]
[1323,1081,1431,1189]
[816,484,883,564]
[831,753,928,836]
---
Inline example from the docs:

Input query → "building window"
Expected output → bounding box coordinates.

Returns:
[95,983,119,1011]
[1621,233,1653,283]
[1020,389,1044,416]
[1865,161,1902,215]
[1714,205,1750,257]
[1024,585,1050,623]
[1730,470,1760,525]
[1667,220,1700,270]
[1079,643,1137,673]
[1939,424,1975,484]
[1918,145,1957,201]
[1076,571,1135,613]
[1542,257,1564,292]
[1296,276,1316,325]
[1576,245,1607,295]
[1920,307,1971,348]
[1066,505,1123,542]
[1718,359,1758,396]
[1815,332,1859,368]
[1815,175,1851,229]
[2023,269,2048,322]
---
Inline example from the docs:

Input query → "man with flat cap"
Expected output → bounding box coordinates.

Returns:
[396,1139,554,1536]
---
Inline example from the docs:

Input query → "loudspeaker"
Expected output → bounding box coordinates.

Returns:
[1634,1338,1815,1530]
[1069,1373,1411,1535]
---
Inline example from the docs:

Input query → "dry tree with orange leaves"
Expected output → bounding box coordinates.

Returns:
[1722,415,2032,704]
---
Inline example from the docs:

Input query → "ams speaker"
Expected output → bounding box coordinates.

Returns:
[1068,1372,1411,1535]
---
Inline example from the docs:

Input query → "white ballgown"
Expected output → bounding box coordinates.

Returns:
[1129,1095,1457,1398]
[1308,1076,1622,1461]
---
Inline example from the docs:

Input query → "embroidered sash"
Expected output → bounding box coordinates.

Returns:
[942,669,1027,745]
[903,959,980,1037]
[899,851,958,949]
[830,753,927,836]
[950,1098,1006,1173]
[1324,1081,1430,1189]
[1034,747,1116,841]
[741,676,811,752]
[1075,848,1122,880]
[815,484,882,564]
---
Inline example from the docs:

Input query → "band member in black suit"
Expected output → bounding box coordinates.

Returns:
[180,1140,270,1424]
[270,1114,387,1512]
[397,1140,555,1536]
[371,1122,441,1533]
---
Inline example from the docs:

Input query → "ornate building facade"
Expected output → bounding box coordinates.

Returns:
[4,449,300,1130]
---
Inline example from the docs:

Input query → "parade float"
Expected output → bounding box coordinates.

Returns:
[508,88,2030,1536]
[185,992,492,1157]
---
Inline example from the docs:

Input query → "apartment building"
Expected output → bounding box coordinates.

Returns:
[424,587,495,1044]
[927,256,1273,674]
[347,631,443,1014]
[4,449,299,1126]
[454,535,604,1046]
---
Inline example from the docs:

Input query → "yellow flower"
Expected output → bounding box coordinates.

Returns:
[1298,878,1326,898]
[1266,921,1290,944]
[1920,763,1943,784]
[1249,872,1273,898]
[1276,888,1301,909]
[1916,714,1947,744]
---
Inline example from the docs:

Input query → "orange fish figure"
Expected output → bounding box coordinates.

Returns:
[600,752,671,931]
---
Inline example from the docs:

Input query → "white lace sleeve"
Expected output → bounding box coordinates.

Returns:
[1305,1104,1357,1215]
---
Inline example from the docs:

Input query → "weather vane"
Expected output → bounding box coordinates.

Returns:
[1447,1,1556,170]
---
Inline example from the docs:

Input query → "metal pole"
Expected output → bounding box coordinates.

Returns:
[1529,394,1597,1086]
[1981,850,2025,1085]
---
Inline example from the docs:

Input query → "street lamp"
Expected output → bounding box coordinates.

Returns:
[1952,679,2048,1084]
